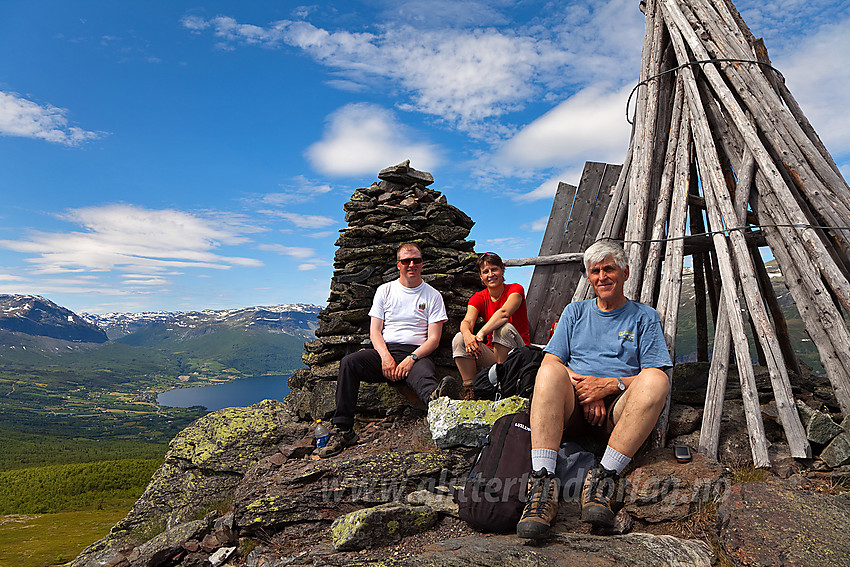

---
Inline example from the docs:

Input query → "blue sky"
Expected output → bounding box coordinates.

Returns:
[1,1,848,314]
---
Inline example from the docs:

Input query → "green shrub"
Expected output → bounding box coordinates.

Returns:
[0,458,162,514]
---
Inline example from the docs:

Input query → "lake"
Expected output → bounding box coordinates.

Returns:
[156,374,291,411]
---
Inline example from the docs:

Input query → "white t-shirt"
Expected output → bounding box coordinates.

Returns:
[368,280,448,345]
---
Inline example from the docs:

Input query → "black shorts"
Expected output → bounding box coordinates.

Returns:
[563,389,625,441]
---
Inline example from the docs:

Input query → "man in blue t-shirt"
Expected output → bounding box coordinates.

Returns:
[517,240,672,539]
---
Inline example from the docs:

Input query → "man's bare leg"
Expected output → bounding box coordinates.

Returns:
[518,354,575,539]
[581,368,669,527]
[607,367,670,461]
[530,354,576,460]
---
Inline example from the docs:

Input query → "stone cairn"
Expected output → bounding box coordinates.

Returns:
[285,161,481,422]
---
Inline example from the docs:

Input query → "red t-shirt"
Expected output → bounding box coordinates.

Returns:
[468,282,531,346]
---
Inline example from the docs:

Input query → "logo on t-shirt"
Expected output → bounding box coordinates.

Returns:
[418,302,426,311]
[619,330,635,342]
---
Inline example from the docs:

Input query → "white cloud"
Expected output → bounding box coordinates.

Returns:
[260,175,334,205]
[298,263,318,271]
[0,91,105,146]
[498,85,632,170]
[306,103,442,176]
[272,212,337,229]
[182,3,643,133]
[257,244,315,259]
[482,237,530,251]
[0,204,262,275]
[306,231,334,239]
[121,275,171,286]
[523,216,551,232]
[775,16,850,159]
[0,273,25,281]
[512,165,585,202]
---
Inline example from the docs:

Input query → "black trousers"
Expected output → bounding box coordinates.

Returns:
[331,343,438,428]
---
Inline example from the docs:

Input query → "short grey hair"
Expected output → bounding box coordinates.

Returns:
[583,240,628,272]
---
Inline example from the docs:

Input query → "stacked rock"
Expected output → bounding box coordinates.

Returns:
[286,161,482,422]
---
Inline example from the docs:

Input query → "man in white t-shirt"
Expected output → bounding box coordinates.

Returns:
[319,242,460,458]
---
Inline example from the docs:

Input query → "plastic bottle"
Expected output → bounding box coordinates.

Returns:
[314,419,330,449]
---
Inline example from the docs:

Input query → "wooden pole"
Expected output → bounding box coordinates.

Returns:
[665,4,811,458]
[624,0,667,298]
[642,76,685,306]
[651,105,693,448]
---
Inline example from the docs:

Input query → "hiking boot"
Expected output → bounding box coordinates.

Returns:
[580,464,619,527]
[516,468,559,539]
[430,375,463,401]
[317,426,359,458]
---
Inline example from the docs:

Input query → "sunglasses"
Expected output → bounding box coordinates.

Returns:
[398,257,423,265]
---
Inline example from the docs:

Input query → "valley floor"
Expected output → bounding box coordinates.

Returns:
[0,504,132,567]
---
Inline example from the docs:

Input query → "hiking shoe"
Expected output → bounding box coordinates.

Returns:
[430,375,463,401]
[516,468,560,539]
[580,464,619,527]
[317,426,359,458]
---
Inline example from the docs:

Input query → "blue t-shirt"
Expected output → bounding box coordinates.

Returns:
[544,299,672,377]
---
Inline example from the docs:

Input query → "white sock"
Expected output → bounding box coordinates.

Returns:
[600,446,631,475]
[531,448,558,475]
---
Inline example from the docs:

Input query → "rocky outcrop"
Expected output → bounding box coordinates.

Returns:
[69,386,850,567]
[68,165,850,567]
[716,482,850,567]
[331,503,439,551]
[285,161,480,423]
[336,533,715,566]
[70,400,309,567]
[427,396,529,448]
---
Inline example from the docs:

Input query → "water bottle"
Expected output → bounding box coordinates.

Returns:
[315,419,330,449]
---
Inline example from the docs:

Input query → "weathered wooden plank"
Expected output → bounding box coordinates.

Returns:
[711,0,850,201]
[682,0,850,278]
[572,155,631,304]
[751,183,850,414]
[699,299,732,459]
[535,163,609,342]
[525,181,577,341]
[667,0,850,420]
[667,5,811,459]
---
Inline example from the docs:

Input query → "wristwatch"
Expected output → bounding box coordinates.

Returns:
[616,377,626,391]
[409,353,419,361]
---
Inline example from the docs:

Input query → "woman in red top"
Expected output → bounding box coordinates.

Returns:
[452,252,531,397]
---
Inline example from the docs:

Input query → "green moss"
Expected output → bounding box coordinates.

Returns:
[168,401,282,470]
[331,506,372,546]
[441,395,528,423]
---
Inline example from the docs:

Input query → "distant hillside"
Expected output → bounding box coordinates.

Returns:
[0,295,107,343]
[673,260,824,371]
[0,296,321,444]
[0,295,321,378]
[83,304,320,341]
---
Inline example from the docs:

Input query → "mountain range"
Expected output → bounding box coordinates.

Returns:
[0,294,321,377]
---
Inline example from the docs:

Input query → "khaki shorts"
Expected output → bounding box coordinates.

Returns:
[451,322,526,363]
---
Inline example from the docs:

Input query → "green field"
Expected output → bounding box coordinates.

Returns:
[0,320,309,566]
[0,505,133,567]
[0,456,163,567]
